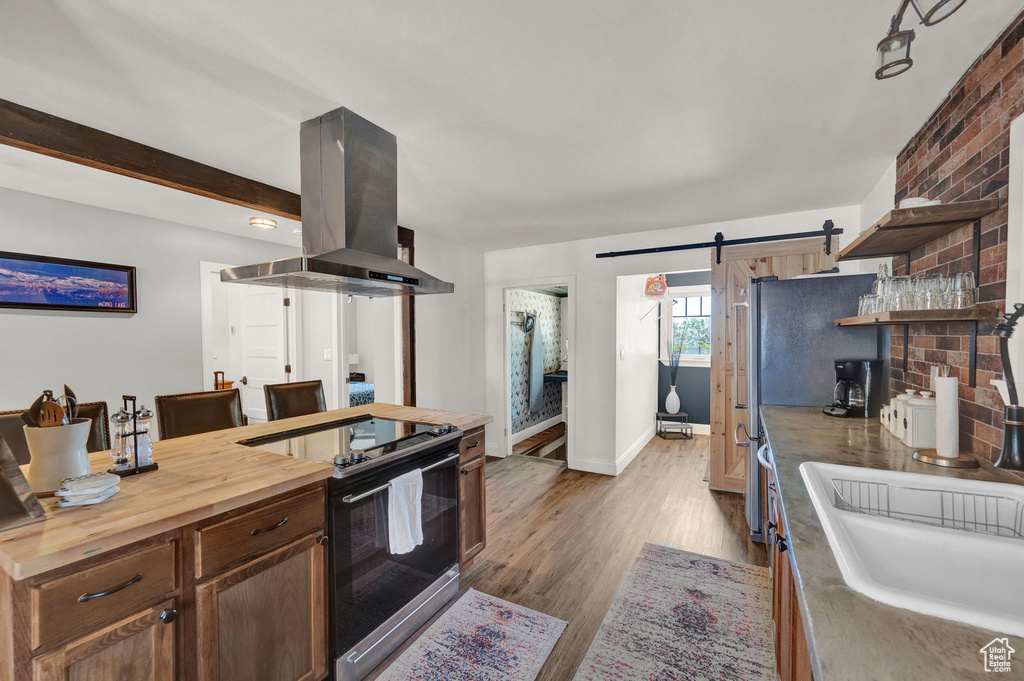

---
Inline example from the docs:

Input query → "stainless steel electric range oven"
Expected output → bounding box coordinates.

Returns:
[240,416,463,681]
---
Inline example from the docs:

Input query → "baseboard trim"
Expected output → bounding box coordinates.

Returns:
[614,424,656,475]
[690,423,711,436]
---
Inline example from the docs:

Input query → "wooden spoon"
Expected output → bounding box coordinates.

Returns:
[38,401,66,428]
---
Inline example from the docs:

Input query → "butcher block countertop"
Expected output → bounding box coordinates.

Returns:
[0,403,492,580]
[761,406,1024,681]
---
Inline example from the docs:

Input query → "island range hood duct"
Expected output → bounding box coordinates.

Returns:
[221,107,454,296]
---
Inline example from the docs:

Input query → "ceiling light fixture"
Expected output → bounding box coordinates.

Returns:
[249,216,278,230]
[875,0,967,80]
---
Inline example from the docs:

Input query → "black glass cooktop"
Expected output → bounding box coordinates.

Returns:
[239,416,451,467]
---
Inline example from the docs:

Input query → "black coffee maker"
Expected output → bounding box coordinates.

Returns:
[823,359,884,418]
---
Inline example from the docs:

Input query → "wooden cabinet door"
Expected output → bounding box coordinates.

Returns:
[195,534,326,681]
[458,455,486,569]
[32,599,177,681]
[709,238,836,491]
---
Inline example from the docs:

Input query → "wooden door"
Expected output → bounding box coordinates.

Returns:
[195,535,326,681]
[32,599,176,681]
[238,285,291,423]
[709,239,835,491]
[458,455,486,569]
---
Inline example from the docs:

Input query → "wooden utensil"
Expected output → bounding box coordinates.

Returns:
[22,394,45,428]
[38,401,66,428]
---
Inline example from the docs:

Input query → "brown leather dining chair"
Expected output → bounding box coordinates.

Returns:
[0,409,32,465]
[264,380,327,421]
[76,401,111,453]
[154,389,247,440]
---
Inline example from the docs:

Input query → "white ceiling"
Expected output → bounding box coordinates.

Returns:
[0,0,1021,251]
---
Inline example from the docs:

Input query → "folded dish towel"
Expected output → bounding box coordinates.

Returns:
[388,469,424,555]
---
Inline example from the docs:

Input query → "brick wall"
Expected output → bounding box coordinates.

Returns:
[891,11,1024,461]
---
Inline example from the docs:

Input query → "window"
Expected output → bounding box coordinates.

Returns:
[659,285,712,366]
[672,295,711,357]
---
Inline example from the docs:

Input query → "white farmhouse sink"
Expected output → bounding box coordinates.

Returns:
[800,462,1024,635]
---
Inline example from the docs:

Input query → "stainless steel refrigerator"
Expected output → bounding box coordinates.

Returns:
[741,273,887,542]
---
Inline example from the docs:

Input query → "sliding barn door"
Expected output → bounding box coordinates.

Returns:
[709,238,835,492]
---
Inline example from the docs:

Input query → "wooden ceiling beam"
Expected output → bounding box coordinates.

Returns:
[0,98,301,221]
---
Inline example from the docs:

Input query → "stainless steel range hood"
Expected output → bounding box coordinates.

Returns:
[221,108,454,296]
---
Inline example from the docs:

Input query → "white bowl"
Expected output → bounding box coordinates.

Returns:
[899,197,932,208]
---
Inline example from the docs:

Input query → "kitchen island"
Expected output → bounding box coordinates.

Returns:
[762,405,1023,681]
[0,402,491,681]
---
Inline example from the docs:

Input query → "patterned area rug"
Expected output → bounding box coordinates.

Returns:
[572,543,773,681]
[377,588,567,681]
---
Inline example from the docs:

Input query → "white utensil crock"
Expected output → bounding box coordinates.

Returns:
[24,418,92,493]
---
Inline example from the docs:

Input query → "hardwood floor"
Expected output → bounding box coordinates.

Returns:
[365,434,766,680]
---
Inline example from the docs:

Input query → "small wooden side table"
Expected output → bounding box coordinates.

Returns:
[657,412,693,439]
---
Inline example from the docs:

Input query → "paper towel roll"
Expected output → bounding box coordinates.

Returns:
[935,375,960,458]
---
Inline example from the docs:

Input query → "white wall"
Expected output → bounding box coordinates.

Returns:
[296,289,347,410]
[484,204,868,475]
[614,274,659,471]
[0,187,294,411]
[860,160,898,231]
[414,231,486,414]
[1005,115,1024,378]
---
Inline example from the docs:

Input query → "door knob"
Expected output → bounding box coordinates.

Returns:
[239,376,248,385]
[159,609,178,624]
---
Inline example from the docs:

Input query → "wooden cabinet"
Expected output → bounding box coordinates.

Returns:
[32,599,177,681]
[195,534,326,681]
[770,519,814,681]
[1,484,329,681]
[457,428,487,569]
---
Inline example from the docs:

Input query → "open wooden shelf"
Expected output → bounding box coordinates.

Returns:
[835,308,999,327]
[836,199,999,261]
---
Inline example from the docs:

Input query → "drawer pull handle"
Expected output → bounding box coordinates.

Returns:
[251,517,288,536]
[78,573,143,603]
[467,441,481,449]
[159,608,178,624]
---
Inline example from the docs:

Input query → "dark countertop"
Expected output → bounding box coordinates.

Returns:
[761,406,1024,681]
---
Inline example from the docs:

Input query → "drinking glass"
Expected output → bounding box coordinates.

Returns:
[952,271,977,309]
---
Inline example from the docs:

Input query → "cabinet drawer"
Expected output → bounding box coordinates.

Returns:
[458,427,485,463]
[32,542,176,651]
[196,487,325,578]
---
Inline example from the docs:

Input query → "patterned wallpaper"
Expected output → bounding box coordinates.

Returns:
[510,289,563,434]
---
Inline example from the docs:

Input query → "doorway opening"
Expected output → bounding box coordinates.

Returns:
[199,261,297,423]
[502,278,576,468]
[657,271,713,435]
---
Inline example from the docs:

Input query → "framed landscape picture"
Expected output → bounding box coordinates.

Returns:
[0,251,137,313]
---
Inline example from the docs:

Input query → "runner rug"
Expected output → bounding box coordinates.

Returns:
[572,543,774,680]
[377,588,567,681]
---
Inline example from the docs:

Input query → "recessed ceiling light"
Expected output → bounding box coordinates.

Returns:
[249,217,278,230]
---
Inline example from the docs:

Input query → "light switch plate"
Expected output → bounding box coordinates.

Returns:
[323,349,333,361]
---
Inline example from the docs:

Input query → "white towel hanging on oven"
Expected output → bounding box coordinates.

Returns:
[388,469,423,554]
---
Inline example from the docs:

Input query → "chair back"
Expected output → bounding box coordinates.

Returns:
[155,389,245,440]
[76,401,111,452]
[0,409,31,465]
[264,380,327,421]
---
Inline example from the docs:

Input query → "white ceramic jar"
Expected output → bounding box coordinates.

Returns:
[902,391,938,449]
[23,418,92,493]
[890,389,917,438]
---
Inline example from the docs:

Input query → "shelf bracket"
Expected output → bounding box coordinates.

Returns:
[971,219,982,283]
[969,321,978,388]
[903,324,909,374]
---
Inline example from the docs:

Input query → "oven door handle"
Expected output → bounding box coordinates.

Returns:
[340,453,459,504]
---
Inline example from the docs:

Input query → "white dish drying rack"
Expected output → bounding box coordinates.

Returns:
[831,478,1024,540]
